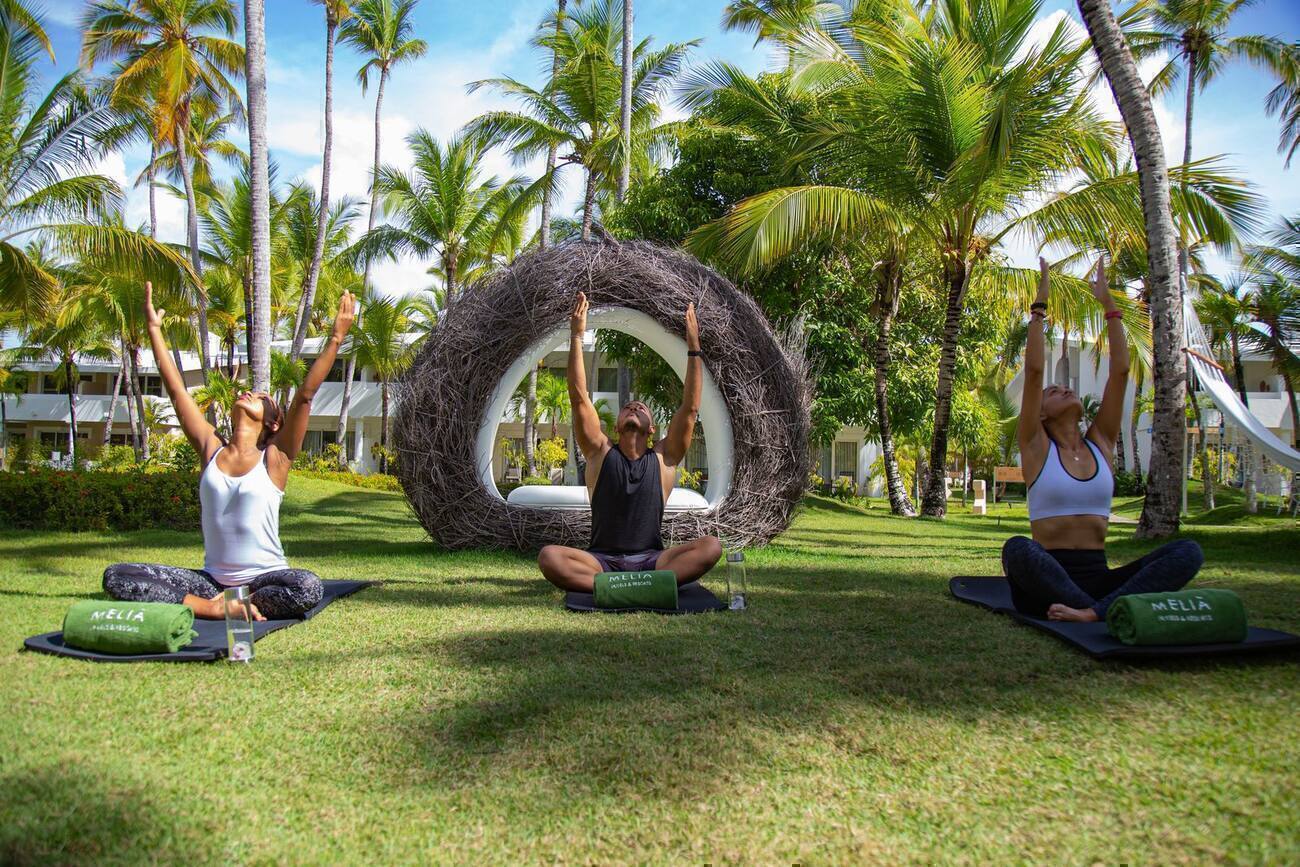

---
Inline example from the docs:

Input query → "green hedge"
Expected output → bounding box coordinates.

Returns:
[291,470,403,491]
[0,470,201,532]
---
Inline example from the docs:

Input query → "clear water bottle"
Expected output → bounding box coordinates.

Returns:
[725,550,748,611]
[223,586,255,663]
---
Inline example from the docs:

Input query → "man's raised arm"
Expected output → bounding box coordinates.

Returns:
[660,303,702,467]
[567,292,608,459]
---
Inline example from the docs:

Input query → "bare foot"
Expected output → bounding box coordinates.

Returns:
[1047,603,1099,623]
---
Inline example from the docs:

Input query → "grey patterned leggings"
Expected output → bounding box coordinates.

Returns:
[103,563,324,619]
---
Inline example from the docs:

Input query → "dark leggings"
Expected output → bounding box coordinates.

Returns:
[1001,536,1204,619]
[103,563,324,619]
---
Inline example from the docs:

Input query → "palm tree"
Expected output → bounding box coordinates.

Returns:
[356,130,531,302]
[0,363,26,467]
[720,0,827,69]
[270,348,305,408]
[193,366,242,441]
[1072,1,1184,536]
[1243,272,1300,449]
[687,0,1113,517]
[15,260,115,461]
[294,0,354,363]
[469,0,696,240]
[243,0,272,391]
[1126,0,1299,273]
[533,368,574,476]
[346,294,417,473]
[1195,273,1257,510]
[1264,43,1299,167]
[286,189,363,359]
[139,99,246,194]
[617,0,632,202]
[0,8,192,322]
[81,0,246,376]
[335,0,427,468]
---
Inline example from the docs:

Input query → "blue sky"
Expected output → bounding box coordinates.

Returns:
[31,0,1300,293]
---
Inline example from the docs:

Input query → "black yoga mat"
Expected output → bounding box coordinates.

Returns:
[950,577,1300,660]
[565,580,726,614]
[22,580,373,663]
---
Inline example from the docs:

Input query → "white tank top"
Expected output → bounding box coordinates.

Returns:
[200,447,288,586]
[1027,438,1113,521]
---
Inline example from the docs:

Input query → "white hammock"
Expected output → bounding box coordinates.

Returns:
[1182,282,1300,472]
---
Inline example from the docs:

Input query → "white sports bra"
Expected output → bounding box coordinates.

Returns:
[200,447,288,586]
[1027,438,1113,521]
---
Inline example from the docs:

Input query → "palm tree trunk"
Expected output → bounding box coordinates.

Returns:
[538,0,568,251]
[380,380,389,474]
[175,115,211,377]
[102,356,124,449]
[524,367,538,476]
[147,140,158,238]
[1178,47,1196,278]
[580,165,597,241]
[1059,331,1070,386]
[64,359,77,463]
[121,338,141,457]
[336,66,389,468]
[1230,334,1256,511]
[1077,0,1185,539]
[921,258,969,517]
[617,0,633,202]
[1283,369,1300,450]
[873,262,914,516]
[129,346,150,461]
[245,0,272,393]
[242,273,255,372]
[0,398,6,468]
[1116,424,1127,473]
[292,13,339,360]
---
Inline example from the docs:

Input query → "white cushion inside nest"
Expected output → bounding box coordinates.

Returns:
[507,484,709,512]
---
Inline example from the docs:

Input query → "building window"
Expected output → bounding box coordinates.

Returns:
[109,433,132,446]
[324,359,360,383]
[685,437,708,473]
[139,375,164,397]
[41,375,61,394]
[834,440,858,480]
[302,429,340,455]
[596,367,618,392]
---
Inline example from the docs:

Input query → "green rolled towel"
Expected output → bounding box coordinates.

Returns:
[1106,589,1247,646]
[593,570,678,610]
[62,600,197,655]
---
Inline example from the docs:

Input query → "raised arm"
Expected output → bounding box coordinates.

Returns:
[567,292,608,460]
[271,291,356,461]
[1085,256,1129,450]
[144,282,219,460]
[1017,258,1050,456]
[659,303,702,467]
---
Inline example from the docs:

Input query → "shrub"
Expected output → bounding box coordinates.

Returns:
[96,444,138,472]
[0,469,200,532]
[151,435,200,474]
[370,443,398,472]
[293,443,347,474]
[678,467,703,492]
[291,470,402,491]
[831,475,856,501]
[535,437,568,471]
[520,475,551,486]
[1113,470,1145,497]
[807,472,824,492]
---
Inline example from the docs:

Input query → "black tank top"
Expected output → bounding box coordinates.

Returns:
[589,445,665,553]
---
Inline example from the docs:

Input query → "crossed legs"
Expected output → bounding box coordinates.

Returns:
[538,536,724,593]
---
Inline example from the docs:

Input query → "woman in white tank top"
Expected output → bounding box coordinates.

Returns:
[1001,258,1203,623]
[102,284,357,621]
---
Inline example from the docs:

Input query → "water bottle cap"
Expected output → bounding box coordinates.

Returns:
[726,551,745,562]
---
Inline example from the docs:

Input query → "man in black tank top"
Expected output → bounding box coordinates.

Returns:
[537,293,723,592]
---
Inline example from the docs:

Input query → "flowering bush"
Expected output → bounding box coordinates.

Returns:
[0,470,200,532]
[292,470,402,491]
[678,467,704,492]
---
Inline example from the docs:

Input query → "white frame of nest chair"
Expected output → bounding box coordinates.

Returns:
[476,306,734,512]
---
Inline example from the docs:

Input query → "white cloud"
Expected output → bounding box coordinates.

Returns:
[40,0,83,27]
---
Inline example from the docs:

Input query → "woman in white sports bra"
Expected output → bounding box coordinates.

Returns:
[102,283,356,621]
[1001,257,1203,622]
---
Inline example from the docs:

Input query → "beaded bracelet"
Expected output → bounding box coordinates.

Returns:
[1104,309,1123,320]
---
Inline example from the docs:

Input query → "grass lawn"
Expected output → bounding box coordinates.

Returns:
[2,477,1298,864]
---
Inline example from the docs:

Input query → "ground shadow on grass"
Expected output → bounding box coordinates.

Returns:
[0,764,203,865]
[362,563,1299,802]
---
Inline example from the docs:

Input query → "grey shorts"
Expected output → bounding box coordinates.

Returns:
[588,549,664,573]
